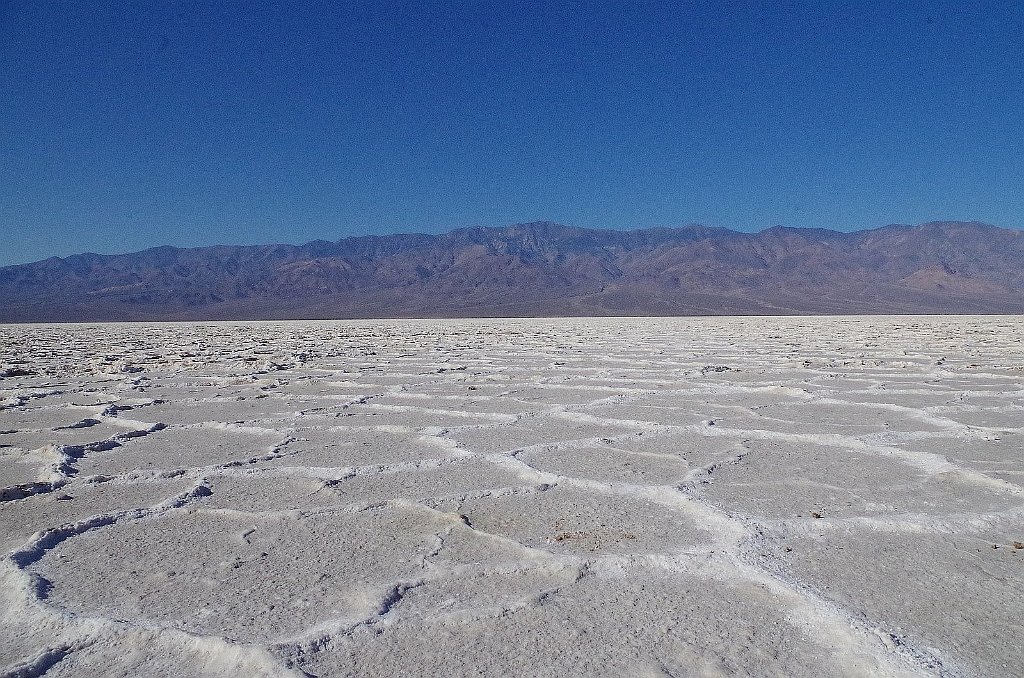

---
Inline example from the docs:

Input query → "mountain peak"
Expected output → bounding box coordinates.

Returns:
[2,221,1022,321]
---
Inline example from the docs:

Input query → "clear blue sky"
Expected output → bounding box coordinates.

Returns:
[2,1,1022,265]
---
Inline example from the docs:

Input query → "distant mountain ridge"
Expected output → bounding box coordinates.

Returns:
[3,221,1024,321]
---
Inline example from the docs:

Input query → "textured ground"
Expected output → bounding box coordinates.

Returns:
[1,316,1022,677]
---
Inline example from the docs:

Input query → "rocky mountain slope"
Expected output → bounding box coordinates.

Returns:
[2,221,1023,321]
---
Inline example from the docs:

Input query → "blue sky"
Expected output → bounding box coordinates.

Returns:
[2,1,1022,265]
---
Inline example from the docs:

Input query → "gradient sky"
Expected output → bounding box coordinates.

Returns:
[2,1,1023,266]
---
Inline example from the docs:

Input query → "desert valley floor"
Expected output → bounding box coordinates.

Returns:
[1,316,1022,677]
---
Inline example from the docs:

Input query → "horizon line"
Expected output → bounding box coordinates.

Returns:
[3,218,1012,269]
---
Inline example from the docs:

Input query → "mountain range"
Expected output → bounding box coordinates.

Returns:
[2,221,1024,321]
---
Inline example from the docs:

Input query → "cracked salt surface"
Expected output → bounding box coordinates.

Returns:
[1,316,1023,677]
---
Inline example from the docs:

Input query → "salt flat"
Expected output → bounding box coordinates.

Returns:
[1,316,1022,677]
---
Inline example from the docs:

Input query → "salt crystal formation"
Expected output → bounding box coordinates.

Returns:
[1,317,1022,676]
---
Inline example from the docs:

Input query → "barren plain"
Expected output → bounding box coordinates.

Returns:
[1,316,1022,677]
